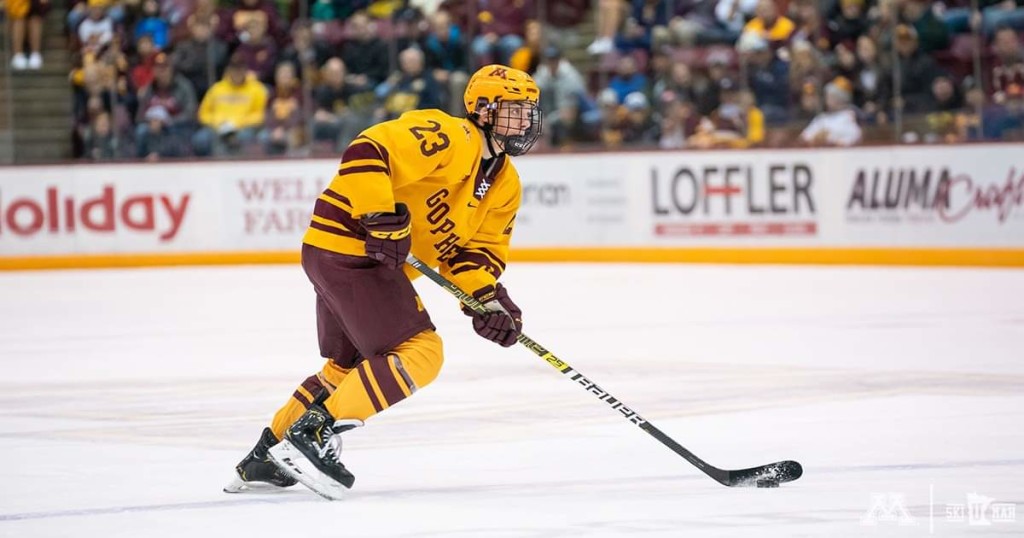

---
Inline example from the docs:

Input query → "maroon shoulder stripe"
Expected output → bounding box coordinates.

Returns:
[322,189,353,207]
[338,165,389,176]
[313,198,364,232]
[368,355,408,408]
[309,219,362,239]
[344,137,391,175]
[357,363,384,413]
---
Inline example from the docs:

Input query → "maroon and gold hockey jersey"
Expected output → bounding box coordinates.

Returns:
[302,109,521,296]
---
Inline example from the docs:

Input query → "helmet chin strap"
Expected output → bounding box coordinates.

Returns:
[471,112,504,158]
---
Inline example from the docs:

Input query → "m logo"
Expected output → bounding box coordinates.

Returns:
[488,67,508,79]
[861,493,917,526]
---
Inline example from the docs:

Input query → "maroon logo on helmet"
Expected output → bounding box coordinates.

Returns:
[487,67,508,78]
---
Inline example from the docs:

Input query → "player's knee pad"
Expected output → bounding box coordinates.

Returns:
[390,329,444,391]
[319,360,351,389]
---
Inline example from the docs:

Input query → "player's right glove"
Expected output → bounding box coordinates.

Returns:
[462,283,523,347]
[362,203,411,270]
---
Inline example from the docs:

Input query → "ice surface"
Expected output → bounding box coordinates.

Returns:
[1,263,1022,537]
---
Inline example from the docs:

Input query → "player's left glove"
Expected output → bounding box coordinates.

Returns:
[362,203,411,270]
[463,283,522,347]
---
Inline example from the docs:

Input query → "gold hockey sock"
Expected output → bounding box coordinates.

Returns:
[270,360,352,439]
[324,330,444,421]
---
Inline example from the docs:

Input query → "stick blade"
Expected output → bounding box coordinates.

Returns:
[724,460,803,487]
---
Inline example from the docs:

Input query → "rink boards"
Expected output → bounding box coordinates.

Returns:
[0,144,1022,268]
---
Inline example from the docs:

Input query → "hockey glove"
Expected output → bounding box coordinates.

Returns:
[362,203,412,270]
[463,283,523,347]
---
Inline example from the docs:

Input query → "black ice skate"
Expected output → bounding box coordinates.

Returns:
[267,404,363,500]
[223,427,298,493]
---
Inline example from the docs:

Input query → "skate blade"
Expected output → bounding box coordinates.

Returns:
[223,474,290,494]
[268,440,348,501]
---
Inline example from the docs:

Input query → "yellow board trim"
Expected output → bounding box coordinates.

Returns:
[2,247,1024,271]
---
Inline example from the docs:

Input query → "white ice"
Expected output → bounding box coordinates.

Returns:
[0,263,1022,537]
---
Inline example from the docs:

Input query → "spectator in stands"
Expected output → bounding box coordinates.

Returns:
[978,0,1024,37]
[410,0,444,16]
[84,111,118,159]
[668,0,731,46]
[422,9,469,114]
[800,76,863,146]
[192,55,268,156]
[134,106,184,159]
[608,54,648,102]
[233,16,279,84]
[715,0,760,40]
[866,0,899,44]
[465,0,534,66]
[533,45,588,146]
[68,0,125,32]
[789,0,831,52]
[618,91,660,145]
[78,0,115,52]
[510,19,544,73]
[392,6,428,53]
[186,0,221,32]
[615,0,672,52]
[788,40,827,104]
[657,90,700,148]
[616,14,654,53]
[172,17,228,99]
[991,26,1024,106]
[134,0,170,50]
[7,0,48,69]
[312,58,369,150]
[794,80,822,123]
[740,32,790,123]
[261,62,305,155]
[374,47,444,121]
[280,21,330,82]
[742,0,795,50]
[135,53,198,158]
[893,24,943,113]
[587,0,625,54]
[827,0,868,48]
[692,49,734,115]
[221,0,287,46]
[848,35,890,123]
[943,0,1024,38]
[900,0,950,52]
[131,34,162,91]
[689,78,755,148]
[341,12,390,89]
[957,77,1021,139]
[919,75,967,142]
[653,61,697,105]
[534,45,586,110]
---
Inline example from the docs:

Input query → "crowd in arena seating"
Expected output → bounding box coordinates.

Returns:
[47,0,1024,160]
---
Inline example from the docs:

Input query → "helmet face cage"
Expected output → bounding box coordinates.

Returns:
[483,99,543,157]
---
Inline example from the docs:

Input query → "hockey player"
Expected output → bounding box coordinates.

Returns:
[224,65,542,499]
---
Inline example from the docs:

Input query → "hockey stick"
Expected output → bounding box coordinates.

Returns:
[406,254,803,488]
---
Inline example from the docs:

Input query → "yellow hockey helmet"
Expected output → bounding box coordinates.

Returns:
[464,65,540,113]
[464,65,542,156]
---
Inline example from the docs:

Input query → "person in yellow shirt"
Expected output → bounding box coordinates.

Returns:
[224,65,542,499]
[741,0,795,50]
[191,55,268,156]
